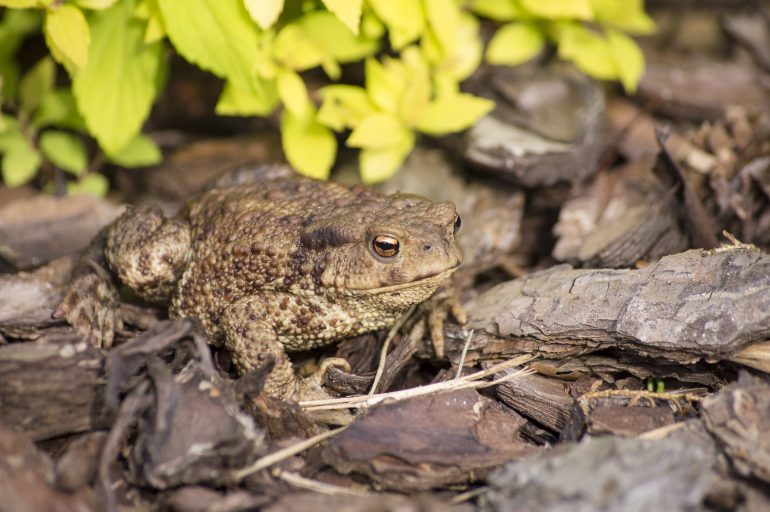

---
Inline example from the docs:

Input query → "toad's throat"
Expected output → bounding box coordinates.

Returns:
[353,266,459,294]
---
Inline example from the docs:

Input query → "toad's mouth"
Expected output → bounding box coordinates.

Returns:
[358,266,459,294]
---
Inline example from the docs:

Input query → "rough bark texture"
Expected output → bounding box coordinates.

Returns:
[458,246,770,364]
[0,340,110,441]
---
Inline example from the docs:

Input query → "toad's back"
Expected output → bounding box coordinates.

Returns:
[169,178,387,337]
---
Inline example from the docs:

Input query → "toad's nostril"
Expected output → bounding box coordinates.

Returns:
[423,243,433,252]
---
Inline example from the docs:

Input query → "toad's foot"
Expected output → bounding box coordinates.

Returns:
[53,261,122,349]
[424,283,467,359]
[295,357,352,402]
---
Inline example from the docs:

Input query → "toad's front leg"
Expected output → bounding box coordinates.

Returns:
[221,295,351,401]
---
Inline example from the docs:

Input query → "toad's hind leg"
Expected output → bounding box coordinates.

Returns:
[104,206,191,304]
[221,295,351,401]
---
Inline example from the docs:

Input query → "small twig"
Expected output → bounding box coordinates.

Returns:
[273,469,372,497]
[233,426,347,481]
[449,486,488,505]
[369,305,415,396]
[300,355,534,411]
[581,388,705,404]
[455,329,474,380]
[638,421,688,440]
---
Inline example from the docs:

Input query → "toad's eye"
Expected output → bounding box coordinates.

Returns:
[372,235,400,258]
[453,214,462,234]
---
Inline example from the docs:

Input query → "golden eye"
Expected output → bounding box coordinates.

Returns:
[453,214,462,234]
[372,235,400,258]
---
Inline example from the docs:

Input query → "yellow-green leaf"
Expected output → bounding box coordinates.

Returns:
[68,172,108,197]
[244,0,284,29]
[281,110,337,180]
[298,11,378,64]
[347,112,409,149]
[19,56,55,115]
[106,133,161,167]
[74,0,118,9]
[276,68,310,119]
[45,4,90,72]
[39,130,88,175]
[398,70,430,127]
[607,29,644,93]
[424,0,460,54]
[317,85,376,130]
[470,0,523,21]
[590,0,656,35]
[415,93,494,135]
[321,0,361,35]
[557,23,616,80]
[486,22,544,66]
[1,135,41,187]
[215,79,279,116]
[0,0,38,7]
[365,57,402,112]
[134,0,166,43]
[359,132,414,184]
[73,0,163,154]
[422,12,482,81]
[367,0,424,50]
[519,0,593,20]
[272,23,325,71]
[158,0,258,92]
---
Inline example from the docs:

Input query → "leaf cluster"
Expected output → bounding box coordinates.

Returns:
[0,0,654,190]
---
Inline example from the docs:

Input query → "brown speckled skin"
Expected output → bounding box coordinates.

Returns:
[103,176,462,400]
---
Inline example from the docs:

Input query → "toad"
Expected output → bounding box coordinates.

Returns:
[55,166,462,400]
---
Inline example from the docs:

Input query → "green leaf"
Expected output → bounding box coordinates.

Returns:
[276,67,310,119]
[317,85,376,130]
[44,4,90,73]
[470,0,523,21]
[590,0,656,35]
[215,79,279,116]
[359,132,414,184]
[347,112,409,149]
[0,8,41,62]
[321,0,362,35]
[39,130,88,175]
[519,0,593,20]
[19,56,55,115]
[557,23,616,80]
[73,0,163,155]
[1,135,41,187]
[0,115,20,147]
[607,29,644,93]
[0,60,20,103]
[0,0,38,7]
[68,172,108,196]
[415,93,494,135]
[244,0,284,29]
[486,22,544,66]
[281,109,337,180]
[367,0,425,50]
[158,0,258,92]
[106,133,161,167]
[74,0,118,9]
[32,88,86,130]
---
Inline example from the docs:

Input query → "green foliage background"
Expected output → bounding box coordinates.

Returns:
[0,0,654,194]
